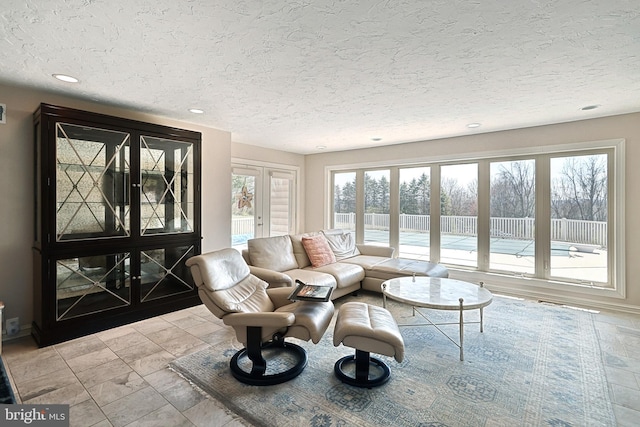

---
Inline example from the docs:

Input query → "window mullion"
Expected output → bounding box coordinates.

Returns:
[430,165,441,263]
[389,167,400,253]
[477,160,490,271]
[355,170,365,244]
[536,156,551,279]
[607,149,615,286]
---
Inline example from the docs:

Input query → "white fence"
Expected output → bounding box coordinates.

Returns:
[233,213,607,246]
[232,216,254,235]
[333,213,607,246]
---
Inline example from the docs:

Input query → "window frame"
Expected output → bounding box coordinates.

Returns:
[231,159,300,249]
[328,138,625,299]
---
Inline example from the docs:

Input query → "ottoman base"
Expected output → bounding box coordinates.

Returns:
[334,349,390,388]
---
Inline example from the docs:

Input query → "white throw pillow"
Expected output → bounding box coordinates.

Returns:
[323,231,361,261]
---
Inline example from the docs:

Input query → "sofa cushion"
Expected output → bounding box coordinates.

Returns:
[248,235,298,272]
[311,262,365,289]
[367,258,449,280]
[290,232,321,268]
[341,255,390,270]
[302,234,336,268]
[323,231,361,260]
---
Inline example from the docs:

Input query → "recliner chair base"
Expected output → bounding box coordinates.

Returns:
[230,328,308,386]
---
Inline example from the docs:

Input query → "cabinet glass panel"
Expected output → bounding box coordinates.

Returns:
[140,245,196,302]
[56,123,131,241]
[140,136,195,235]
[56,253,131,320]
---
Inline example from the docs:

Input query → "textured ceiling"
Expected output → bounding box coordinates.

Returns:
[1,1,639,154]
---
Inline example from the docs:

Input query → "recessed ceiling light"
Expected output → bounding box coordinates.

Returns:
[467,123,481,128]
[316,145,326,150]
[580,105,599,111]
[52,74,79,83]
[188,108,204,114]
[371,137,382,142]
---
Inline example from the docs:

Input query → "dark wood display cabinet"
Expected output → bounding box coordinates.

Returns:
[32,103,202,346]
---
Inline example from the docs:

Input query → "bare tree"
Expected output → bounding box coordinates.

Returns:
[551,155,607,221]
[441,177,477,216]
[490,161,535,218]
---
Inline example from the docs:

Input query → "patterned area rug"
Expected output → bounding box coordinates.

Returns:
[170,292,615,427]
[0,357,16,404]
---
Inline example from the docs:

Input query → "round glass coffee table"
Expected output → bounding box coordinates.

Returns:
[382,276,493,361]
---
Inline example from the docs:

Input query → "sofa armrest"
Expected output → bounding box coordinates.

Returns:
[249,266,293,288]
[356,244,395,258]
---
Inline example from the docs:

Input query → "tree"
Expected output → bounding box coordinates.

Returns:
[416,173,430,215]
[334,184,343,212]
[364,173,390,214]
[334,179,356,213]
[400,181,414,214]
[378,174,390,214]
[551,155,607,221]
[400,173,430,215]
[441,177,476,216]
[364,173,377,213]
[490,161,535,218]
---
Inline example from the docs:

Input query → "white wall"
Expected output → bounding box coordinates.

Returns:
[304,113,640,313]
[0,83,232,338]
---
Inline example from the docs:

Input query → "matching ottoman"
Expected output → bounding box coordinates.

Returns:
[333,302,404,387]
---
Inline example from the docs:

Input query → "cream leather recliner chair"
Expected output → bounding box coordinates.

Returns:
[186,248,334,385]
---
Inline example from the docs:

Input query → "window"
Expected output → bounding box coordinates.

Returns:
[489,159,535,275]
[231,169,258,248]
[549,153,608,284]
[440,163,478,268]
[269,171,295,237]
[364,169,390,246]
[399,166,431,259]
[232,164,297,249]
[333,172,356,232]
[330,140,621,294]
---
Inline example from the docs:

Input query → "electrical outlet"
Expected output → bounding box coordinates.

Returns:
[6,317,20,336]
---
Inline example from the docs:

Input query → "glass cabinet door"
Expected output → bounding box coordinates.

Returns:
[140,136,195,235]
[56,252,131,320]
[139,244,196,302]
[56,123,131,241]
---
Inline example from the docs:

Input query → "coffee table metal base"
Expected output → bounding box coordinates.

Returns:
[382,278,492,361]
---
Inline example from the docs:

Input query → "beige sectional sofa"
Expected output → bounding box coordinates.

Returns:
[241,230,449,300]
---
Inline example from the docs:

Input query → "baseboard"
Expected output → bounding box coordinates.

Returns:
[1,326,32,344]
[448,269,640,315]
[483,283,640,315]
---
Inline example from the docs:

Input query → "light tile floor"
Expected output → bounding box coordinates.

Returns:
[2,301,640,427]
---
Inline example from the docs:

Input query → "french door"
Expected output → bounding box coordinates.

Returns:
[231,164,297,249]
